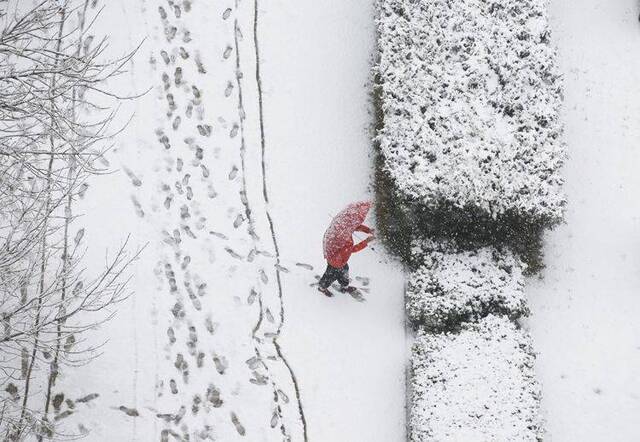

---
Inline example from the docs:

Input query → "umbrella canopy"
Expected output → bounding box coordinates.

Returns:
[323,201,372,261]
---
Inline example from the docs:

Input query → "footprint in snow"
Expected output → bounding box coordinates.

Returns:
[296,262,314,271]
[167,327,176,344]
[182,29,192,43]
[225,247,243,260]
[223,46,233,59]
[51,393,64,411]
[179,46,189,59]
[257,250,274,258]
[205,316,218,334]
[54,410,73,421]
[166,93,176,112]
[247,288,258,305]
[159,134,171,150]
[174,67,183,86]
[197,351,205,368]
[182,224,196,238]
[230,124,239,138]
[274,264,289,273]
[348,289,366,303]
[209,231,228,240]
[75,393,99,404]
[248,355,263,369]
[233,214,244,228]
[161,72,171,90]
[271,409,279,428]
[192,394,201,415]
[170,379,178,394]
[231,413,246,436]
[277,389,289,404]
[195,53,206,74]
[259,269,268,284]
[172,116,181,130]
[82,35,94,55]
[207,384,223,408]
[183,1,192,12]
[171,302,185,319]
[116,406,139,417]
[165,25,177,43]
[249,371,268,386]
[158,6,167,20]
[222,8,232,20]
[78,183,89,199]
[265,308,274,323]
[212,353,228,374]
[224,82,234,97]
[173,5,181,18]
[131,196,145,218]
[160,50,170,65]
[123,166,142,186]
[200,164,210,178]
[197,124,211,137]
[228,165,238,180]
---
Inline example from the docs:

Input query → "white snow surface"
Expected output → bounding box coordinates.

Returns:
[408,240,528,331]
[410,314,542,442]
[377,0,565,223]
[56,0,406,441]
[527,0,640,440]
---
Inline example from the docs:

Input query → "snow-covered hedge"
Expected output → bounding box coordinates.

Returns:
[377,0,565,225]
[408,240,528,331]
[410,315,543,441]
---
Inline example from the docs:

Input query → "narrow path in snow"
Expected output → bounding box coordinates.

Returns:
[527,1,640,440]
[259,1,407,441]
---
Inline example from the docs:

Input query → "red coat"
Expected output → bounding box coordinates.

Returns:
[326,224,373,268]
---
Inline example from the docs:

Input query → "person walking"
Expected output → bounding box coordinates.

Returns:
[319,201,375,297]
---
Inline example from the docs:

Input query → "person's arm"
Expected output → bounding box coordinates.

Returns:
[355,224,373,234]
[351,235,374,254]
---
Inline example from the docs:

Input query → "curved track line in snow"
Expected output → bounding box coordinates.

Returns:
[252,0,309,440]
[232,2,307,438]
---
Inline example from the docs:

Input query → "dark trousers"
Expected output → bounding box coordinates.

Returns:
[319,263,349,289]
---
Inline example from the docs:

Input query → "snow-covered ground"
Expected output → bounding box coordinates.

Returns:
[259,1,406,440]
[527,0,640,440]
[63,0,405,441]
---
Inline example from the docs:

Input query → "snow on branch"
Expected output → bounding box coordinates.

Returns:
[407,239,528,332]
[410,314,543,441]
[377,0,565,226]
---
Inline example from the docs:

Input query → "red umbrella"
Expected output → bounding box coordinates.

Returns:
[323,201,372,265]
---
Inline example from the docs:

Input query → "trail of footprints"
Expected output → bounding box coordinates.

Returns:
[128,1,369,439]
[135,1,294,439]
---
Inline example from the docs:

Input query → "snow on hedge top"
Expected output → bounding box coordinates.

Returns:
[377,0,565,223]
[407,239,528,330]
[411,314,542,441]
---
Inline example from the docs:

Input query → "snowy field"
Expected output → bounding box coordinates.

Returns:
[3,0,640,441]
[63,0,406,441]
[527,0,640,440]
